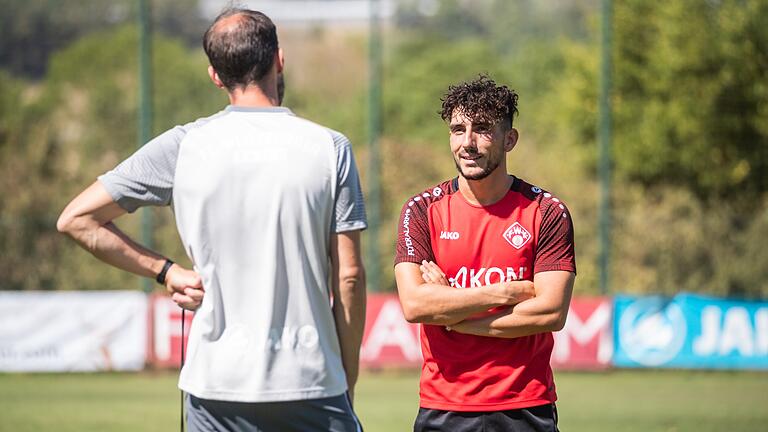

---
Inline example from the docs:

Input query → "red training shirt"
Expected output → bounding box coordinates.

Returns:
[394,176,576,411]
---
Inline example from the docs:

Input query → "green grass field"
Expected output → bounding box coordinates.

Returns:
[1,369,766,431]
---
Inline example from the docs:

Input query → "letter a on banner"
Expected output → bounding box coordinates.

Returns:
[361,298,421,365]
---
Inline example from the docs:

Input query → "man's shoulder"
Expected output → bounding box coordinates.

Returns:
[291,116,350,148]
[178,110,231,134]
[510,176,570,215]
[400,178,458,214]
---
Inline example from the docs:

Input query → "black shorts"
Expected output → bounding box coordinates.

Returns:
[414,403,559,432]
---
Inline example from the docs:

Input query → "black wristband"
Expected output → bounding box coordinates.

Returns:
[156,259,174,285]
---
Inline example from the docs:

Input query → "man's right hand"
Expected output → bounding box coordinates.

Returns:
[165,264,204,311]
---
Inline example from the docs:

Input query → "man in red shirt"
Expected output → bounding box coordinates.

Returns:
[394,76,576,432]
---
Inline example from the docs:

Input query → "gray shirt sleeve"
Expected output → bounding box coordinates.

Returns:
[330,131,368,233]
[98,126,186,213]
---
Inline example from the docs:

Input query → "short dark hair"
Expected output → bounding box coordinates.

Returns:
[440,75,519,128]
[203,8,279,91]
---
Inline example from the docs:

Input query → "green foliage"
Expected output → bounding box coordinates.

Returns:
[384,37,505,146]
[613,185,768,297]
[611,0,768,204]
[0,26,222,290]
[548,0,768,296]
[2,0,767,297]
[0,0,205,78]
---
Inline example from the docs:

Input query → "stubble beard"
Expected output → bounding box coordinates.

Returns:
[453,154,501,181]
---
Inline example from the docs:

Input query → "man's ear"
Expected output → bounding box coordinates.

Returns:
[276,48,285,74]
[504,127,519,152]
[208,66,225,89]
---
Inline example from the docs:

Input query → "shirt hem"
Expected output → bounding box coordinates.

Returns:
[393,256,425,266]
[336,220,368,233]
[97,177,138,213]
[419,396,556,412]
[179,382,348,403]
[534,264,576,275]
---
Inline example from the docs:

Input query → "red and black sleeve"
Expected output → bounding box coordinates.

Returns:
[394,197,435,266]
[534,198,576,274]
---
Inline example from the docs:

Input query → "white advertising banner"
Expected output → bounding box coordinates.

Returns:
[0,291,148,372]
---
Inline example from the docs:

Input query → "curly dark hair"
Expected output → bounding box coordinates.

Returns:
[440,75,519,128]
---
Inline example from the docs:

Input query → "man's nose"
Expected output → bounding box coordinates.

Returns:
[462,130,477,150]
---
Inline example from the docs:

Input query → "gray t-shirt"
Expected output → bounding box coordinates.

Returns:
[99,106,367,402]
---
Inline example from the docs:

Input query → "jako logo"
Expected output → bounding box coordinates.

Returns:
[439,231,460,240]
[503,222,531,249]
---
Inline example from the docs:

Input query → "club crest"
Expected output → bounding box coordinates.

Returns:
[503,222,531,249]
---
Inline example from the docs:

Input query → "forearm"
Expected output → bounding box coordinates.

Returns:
[58,181,203,311]
[332,269,366,390]
[400,280,532,326]
[450,270,575,338]
[57,181,167,279]
[450,297,565,338]
[329,231,366,396]
[62,219,166,278]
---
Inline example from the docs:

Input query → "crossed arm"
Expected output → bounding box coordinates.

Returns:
[394,261,574,338]
[56,181,203,309]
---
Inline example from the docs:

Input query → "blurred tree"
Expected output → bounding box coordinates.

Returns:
[0,0,205,79]
[383,37,504,146]
[554,0,768,296]
[394,0,593,51]
[0,26,222,290]
[3,0,766,298]
[611,0,768,206]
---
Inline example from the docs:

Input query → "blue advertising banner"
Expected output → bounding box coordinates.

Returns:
[613,293,768,369]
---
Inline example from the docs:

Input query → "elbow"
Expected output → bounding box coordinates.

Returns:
[397,294,455,325]
[338,264,366,294]
[398,296,422,323]
[56,211,97,244]
[399,298,438,324]
[546,311,568,332]
[401,305,422,324]
[56,212,75,236]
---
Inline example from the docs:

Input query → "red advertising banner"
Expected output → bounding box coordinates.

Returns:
[551,296,613,370]
[360,294,421,368]
[147,294,194,368]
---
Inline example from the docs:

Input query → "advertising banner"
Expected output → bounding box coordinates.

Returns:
[358,294,614,370]
[551,297,613,369]
[0,291,147,372]
[360,294,421,367]
[147,294,194,368]
[614,293,768,369]
[147,294,421,370]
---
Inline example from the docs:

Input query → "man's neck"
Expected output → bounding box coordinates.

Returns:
[458,169,513,206]
[227,82,280,108]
